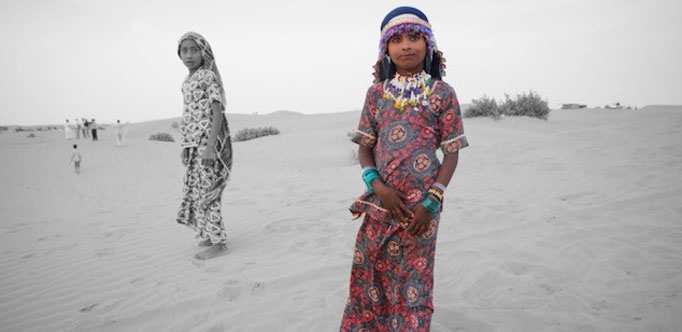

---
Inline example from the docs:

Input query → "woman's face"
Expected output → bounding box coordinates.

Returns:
[387,32,427,75]
[179,39,203,72]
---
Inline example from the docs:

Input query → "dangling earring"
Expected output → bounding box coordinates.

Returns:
[381,56,393,81]
[424,52,433,75]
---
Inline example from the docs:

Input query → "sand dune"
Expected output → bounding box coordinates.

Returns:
[1,108,681,331]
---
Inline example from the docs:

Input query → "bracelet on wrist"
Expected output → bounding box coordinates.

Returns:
[421,195,441,213]
[362,168,381,193]
[427,188,443,203]
[432,182,447,193]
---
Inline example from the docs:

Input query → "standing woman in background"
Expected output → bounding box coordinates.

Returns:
[90,119,98,141]
[64,119,73,140]
[176,32,233,260]
[340,6,468,331]
[113,120,124,147]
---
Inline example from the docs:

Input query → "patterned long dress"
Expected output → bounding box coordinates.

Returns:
[176,68,232,245]
[341,76,468,331]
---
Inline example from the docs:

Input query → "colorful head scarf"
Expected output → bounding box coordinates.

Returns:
[177,32,226,106]
[373,6,446,83]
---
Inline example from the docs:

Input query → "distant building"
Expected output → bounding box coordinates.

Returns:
[605,102,623,109]
[561,103,587,109]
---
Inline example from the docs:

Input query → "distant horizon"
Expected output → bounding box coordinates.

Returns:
[3,104,682,128]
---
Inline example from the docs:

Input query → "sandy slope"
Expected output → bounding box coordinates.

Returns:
[1,107,681,332]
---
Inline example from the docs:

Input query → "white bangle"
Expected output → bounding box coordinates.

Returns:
[433,182,447,192]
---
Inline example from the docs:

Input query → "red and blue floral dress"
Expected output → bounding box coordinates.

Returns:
[341,73,468,331]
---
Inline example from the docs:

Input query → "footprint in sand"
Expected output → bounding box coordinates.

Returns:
[193,244,228,261]
[559,191,597,202]
[79,303,99,312]
[37,234,63,242]
[94,248,112,258]
[217,279,265,301]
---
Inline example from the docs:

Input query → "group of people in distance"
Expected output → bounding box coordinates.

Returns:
[63,118,125,146]
[63,118,99,141]
[66,119,125,175]
[174,6,468,331]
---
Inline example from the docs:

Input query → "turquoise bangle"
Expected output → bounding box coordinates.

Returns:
[421,195,441,213]
[361,168,377,178]
[362,169,381,193]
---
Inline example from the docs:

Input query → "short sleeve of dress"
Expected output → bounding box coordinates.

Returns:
[202,70,224,109]
[351,84,382,148]
[438,83,469,154]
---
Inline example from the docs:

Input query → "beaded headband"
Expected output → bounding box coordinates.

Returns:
[373,8,446,82]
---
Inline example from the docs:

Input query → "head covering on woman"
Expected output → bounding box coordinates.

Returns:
[373,6,446,83]
[177,32,227,107]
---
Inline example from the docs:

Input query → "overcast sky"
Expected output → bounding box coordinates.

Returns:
[1,0,680,125]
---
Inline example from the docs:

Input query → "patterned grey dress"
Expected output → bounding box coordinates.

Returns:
[176,67,232,245]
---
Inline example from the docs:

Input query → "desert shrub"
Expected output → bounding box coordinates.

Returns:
[171,121,180,130]
[346,131,360,164]
[498,94,515,116]
[466,91,551,120]
[233,126,280,142]
[27,133,36,138]
[349,149,359,165]
[500,91,550,120]
[149,132,175,142]
[464,95,500,119]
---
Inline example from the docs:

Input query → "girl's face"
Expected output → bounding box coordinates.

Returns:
[179,39,202,72]
[386,32,427,76]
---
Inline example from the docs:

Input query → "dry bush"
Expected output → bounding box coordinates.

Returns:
[149,132,175,142]
[464,95,500,119]
[466,91,551,120]
[233,126,280,142]
[500,91,550,120]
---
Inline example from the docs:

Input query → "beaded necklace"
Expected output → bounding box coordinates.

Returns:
[383,71,433,111]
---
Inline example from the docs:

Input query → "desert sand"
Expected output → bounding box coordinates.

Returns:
[1,106,681,332]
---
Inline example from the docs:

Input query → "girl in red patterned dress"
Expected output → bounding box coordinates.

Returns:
[176,32,233,260]
[340,7,468,331]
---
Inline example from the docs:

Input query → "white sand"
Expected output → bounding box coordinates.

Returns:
[1,107,681,331]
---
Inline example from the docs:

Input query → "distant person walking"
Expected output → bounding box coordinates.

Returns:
[90,119,98,141]
[64,119,74,140]
[69,144,82,174]
[340,7,468,331]
[113,120,124,146]
[176,32,233,260]
[82,118,90,139]
[75,119,81,139]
